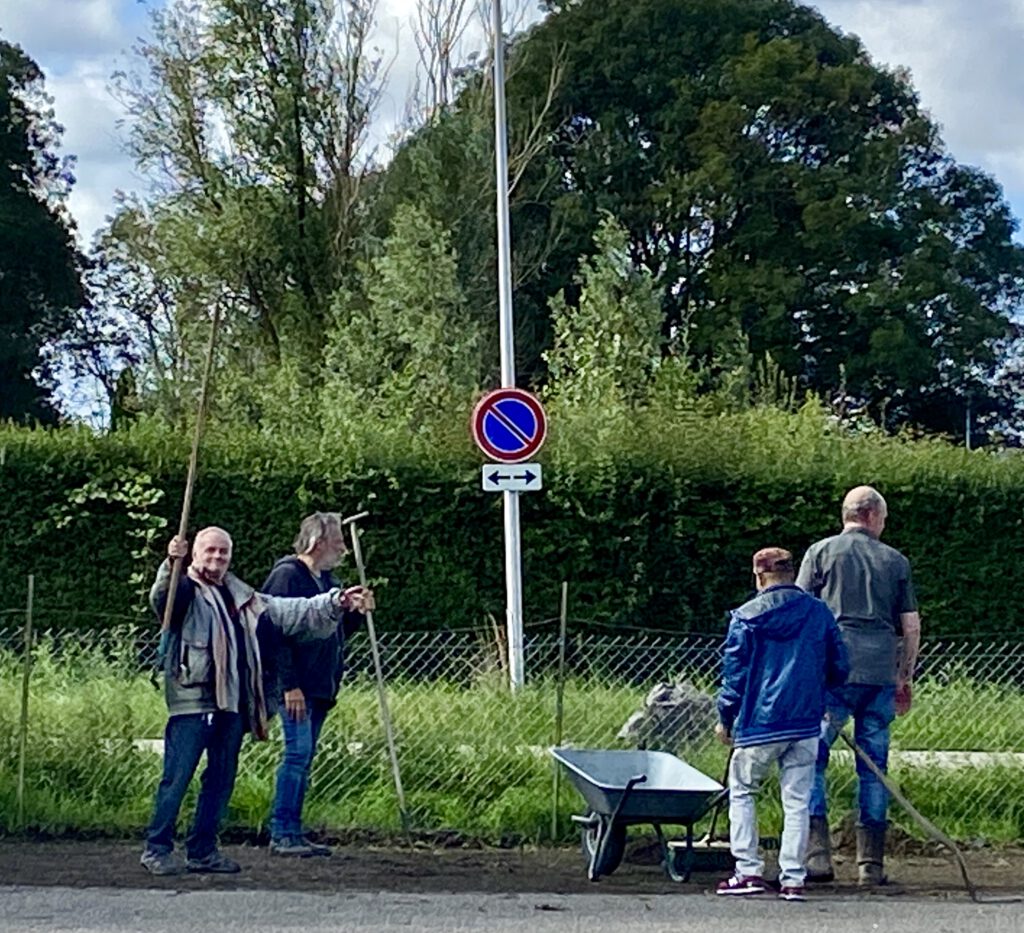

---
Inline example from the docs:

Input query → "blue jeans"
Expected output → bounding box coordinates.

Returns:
[809,683,896,829]
[269,700,329,839]
[145,711,245,859]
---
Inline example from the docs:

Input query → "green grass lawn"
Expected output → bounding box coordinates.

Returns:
[2,644,1023,844]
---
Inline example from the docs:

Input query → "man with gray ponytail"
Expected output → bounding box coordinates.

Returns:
[263,512,374,857]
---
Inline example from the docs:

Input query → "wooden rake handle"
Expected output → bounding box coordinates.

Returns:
[160,304,222,633]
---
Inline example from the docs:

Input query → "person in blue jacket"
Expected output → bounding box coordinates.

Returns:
[715,547,849,901]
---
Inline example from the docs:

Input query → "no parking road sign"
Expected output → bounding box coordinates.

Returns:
[471,387,547,464]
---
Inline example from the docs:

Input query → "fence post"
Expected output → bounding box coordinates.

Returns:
[551,581,568,841]
[16,574,34,830]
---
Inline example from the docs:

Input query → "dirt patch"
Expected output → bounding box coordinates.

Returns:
[1,838,1023,899]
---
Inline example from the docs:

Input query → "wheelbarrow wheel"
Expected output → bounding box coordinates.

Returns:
[580,813,626,879]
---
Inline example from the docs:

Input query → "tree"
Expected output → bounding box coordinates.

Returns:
[372,15,570,387]
[0,39,85,422]
[322,203,482,435]
[497,0,1024,433]
[544,215,663,409]
[53,206,182,425]
[110,0,386,420]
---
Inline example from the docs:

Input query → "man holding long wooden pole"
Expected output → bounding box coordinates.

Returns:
[141,527,359,876]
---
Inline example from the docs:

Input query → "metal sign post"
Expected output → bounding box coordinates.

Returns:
[471,387,548,691]
[491,0,524,691]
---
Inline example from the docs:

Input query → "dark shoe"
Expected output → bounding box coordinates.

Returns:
[140,849,180,876]
[187,850,241,873]
[269,836,314,857]
[856,825,887,887]
[805,816,834,883]
[778,886,807,901]
[716,874,768,896]
[299,836,332,857]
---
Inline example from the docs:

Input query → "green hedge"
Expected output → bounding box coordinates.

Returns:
[1,403,1022,636]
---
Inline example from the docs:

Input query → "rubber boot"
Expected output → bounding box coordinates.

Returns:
[856,825,886,887]
[805,816,835,883]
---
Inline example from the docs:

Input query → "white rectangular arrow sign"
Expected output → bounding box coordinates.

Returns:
[482,463,542,492]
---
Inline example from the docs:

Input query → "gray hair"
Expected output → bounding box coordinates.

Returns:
[293,512,343,555]
[841,486,888,524]
[194,526,233,551]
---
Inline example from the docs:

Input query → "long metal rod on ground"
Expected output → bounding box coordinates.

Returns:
[550,581,569,840]
[16,574,34,829]
[838,727,1021,904]
[344,512,410,835]
[160,303,223,633]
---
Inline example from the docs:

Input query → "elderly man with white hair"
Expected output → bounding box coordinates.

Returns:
[140,527,359,877]
[797,486,922,887]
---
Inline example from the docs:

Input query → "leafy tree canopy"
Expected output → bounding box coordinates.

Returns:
[383,0,1024,436]
[0,38,84,423]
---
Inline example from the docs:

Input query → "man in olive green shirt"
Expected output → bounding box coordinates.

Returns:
[796,486,921,886]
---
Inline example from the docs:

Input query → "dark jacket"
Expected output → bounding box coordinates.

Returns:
[718,584,849,748]
[261,556,364,703]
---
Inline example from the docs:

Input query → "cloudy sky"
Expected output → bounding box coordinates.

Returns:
[1,0,1022,247]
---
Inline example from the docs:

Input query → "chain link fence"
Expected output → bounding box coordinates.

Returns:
[2,607,1024,845]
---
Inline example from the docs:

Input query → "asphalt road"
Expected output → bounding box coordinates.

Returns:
[3,885,1023,933]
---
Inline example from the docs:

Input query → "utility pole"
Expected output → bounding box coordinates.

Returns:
[491,0,524,690]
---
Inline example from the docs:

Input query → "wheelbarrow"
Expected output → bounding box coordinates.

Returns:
[551,747,733,882]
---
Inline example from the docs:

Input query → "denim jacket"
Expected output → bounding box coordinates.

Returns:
[718,584,849,748]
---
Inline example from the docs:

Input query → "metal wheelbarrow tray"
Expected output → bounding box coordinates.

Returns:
[551,747,731,882]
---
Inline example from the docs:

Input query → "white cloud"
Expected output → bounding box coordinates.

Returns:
[370,0,539,153]
[2,1,146,246]
[0,0,126,58]
[813,1,1024,206]
[43,59,137,246]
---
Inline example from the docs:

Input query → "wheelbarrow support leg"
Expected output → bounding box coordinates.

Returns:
[653,823,694,883]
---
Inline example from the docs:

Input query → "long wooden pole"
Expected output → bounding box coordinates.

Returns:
[161,305,222,632]
[550,581,568,840]
[836,728,1024,904]
[16,574,34,829]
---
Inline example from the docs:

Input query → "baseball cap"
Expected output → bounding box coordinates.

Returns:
[752,547,794,574]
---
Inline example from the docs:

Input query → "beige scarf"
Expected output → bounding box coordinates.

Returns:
[188,568,270,740]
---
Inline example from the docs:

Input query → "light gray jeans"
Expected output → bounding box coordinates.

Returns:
[728,736,818,886]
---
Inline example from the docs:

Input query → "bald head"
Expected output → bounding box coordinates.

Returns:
[841,486,887,536]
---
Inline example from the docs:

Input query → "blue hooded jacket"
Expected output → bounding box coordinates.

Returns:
[718,584,849,747]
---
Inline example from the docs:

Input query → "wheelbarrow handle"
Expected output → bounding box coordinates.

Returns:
[610,773,648,826]
[589,773,647,882]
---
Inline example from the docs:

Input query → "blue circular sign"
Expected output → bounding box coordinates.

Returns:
[471,389,547,463]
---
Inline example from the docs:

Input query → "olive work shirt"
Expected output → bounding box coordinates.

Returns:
[796,527,918,686]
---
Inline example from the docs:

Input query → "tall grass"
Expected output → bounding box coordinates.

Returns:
[2,642,1023,845]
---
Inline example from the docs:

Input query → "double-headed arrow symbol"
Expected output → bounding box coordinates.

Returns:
[481,462,543,492]
[487,468,538,486]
